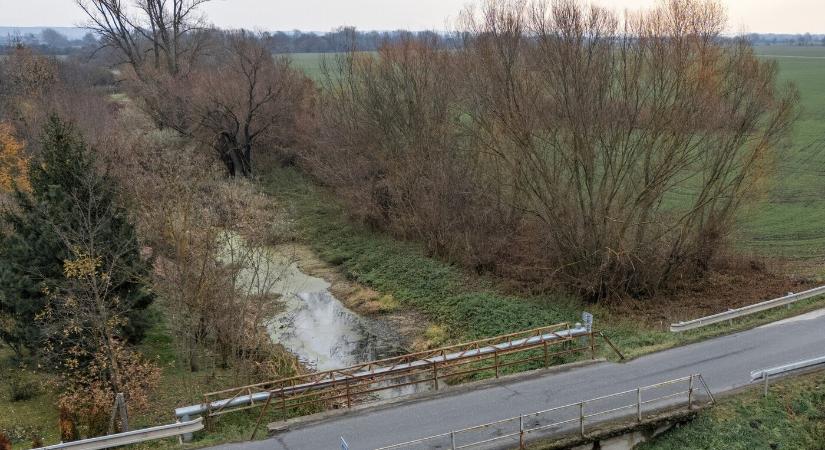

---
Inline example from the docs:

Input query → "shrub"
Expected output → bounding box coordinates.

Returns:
[8,373,40,402]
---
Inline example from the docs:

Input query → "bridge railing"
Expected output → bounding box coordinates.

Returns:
[176,321,625,438]
[375,374,714,450]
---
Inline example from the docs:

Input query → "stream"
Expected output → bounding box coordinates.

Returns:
[223,233,406,371]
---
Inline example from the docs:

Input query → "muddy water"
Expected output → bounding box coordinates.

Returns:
[223,233,404,371]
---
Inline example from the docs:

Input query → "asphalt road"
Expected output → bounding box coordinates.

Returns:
[212,309,825,450]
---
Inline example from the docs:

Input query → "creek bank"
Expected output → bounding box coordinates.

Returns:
[226,232,428,372]
[284,244,432,352]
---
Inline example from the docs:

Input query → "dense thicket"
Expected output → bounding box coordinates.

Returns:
[308,0,798,299]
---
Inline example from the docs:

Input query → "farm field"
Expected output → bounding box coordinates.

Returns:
[281,52,330,81]
[739,46,825,265]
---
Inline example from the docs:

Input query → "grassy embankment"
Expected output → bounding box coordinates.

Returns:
[640,370,825,449]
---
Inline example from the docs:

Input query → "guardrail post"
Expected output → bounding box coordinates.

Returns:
[432,361,439,391]
[688,376,694,408]
[589,332,596,360]
[494,350,500,379]
[204,395,212,431]
[699,374,716,404]
[636,388,642,422]
[180,415,193,442]
[579,402,585,437]
[519,414,525,449]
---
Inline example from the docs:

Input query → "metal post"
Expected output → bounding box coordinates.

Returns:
[543,341,549,368]
[519,415,525,449]
[204,394,212,431]
[281,387,287,422]
[251,392,274,440]
[698,374,716,404]
[579,402,585,437]
[589,332,596,360]
[636,388,642,422]
[688,376,694,408]
[345,378,352,408]
[180,415,193,442]
[494,350,500,379]
[450,431,456,450]
[432,362,439,391]
[763,372,769,397]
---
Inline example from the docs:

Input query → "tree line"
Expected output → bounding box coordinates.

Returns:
[309,0,797,298]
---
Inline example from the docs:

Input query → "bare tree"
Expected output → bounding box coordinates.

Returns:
[191,32,310,177]
[308,0,798,298]
[458,0,798,297]
[76,0,211,76]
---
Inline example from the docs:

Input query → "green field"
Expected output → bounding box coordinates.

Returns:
[281,52,330,81]
[737,46,825,263]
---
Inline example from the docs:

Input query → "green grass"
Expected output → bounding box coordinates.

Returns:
[640,370,825,450]
[732,46,825,263]
[280,52,331,81]
[0,348,59,450]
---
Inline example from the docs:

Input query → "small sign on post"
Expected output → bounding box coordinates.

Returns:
[340,436,349,450]
[582,312,594,333]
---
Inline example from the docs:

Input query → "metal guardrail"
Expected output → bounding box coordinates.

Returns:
[670,285,825,332]
[375,374,714,450]
[35,418,203,450]
[750,355,825,396]
[750,355,825,381]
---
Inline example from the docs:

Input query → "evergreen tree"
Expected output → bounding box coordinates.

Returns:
[0,116,153,356]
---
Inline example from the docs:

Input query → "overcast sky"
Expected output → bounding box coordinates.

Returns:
[1,0,823,34]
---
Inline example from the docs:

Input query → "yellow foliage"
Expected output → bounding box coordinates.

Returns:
[0,122,30,192]
[63,254,102,279]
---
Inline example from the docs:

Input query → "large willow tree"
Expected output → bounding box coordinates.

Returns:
[307,0,798,298]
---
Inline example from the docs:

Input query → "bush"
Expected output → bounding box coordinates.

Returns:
[0,425,43,445]
[8,374,40,402]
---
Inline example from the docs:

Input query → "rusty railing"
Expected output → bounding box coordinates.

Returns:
[175,322,624,438]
